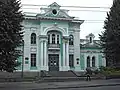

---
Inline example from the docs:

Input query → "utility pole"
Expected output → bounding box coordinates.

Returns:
[21,40,24,78]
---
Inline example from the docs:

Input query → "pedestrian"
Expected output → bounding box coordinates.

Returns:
[85,67,92,81]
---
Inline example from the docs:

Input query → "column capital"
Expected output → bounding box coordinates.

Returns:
[38,35,48,39]
[62,36,69,43]
[40,39,48,43]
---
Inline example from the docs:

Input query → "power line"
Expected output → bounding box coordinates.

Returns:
[21,4,110,9]
[22,8,109,12]
[84,22,104,23]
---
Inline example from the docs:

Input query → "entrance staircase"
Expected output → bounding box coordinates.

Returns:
[37,70,105,82]
[38,71,85,82]
[47,71,76,77]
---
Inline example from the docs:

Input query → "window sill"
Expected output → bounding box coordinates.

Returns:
[31,44,37,46]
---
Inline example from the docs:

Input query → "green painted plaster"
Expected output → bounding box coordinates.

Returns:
[63,28,67,31]
[81,47,102,50]
[80,54,85,70]
[16,56,22,70]
[41,20,68,26]
[70,67,75,71]
[25,20,40,25]
[98,55,102,67]
[25,60,29,64]
[43,27,47,30]
[30,67,37,70]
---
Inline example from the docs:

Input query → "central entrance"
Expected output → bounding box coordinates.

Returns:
[48,54,59,71]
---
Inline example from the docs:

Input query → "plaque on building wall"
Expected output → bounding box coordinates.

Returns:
[30,47,37,52]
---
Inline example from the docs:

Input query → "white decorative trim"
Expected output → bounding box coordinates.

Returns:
[44,26,67,35]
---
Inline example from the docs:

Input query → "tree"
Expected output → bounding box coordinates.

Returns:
[99,0,120,66]
[0,0,24,72]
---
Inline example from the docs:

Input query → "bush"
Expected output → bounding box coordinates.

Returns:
[99,66,120,76]
[99,66,116,72]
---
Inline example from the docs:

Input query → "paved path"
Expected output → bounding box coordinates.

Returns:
[0,79,120,90]
[47,86,120,90]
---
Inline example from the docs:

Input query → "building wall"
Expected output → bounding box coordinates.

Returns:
[16,19,106,72]
[80,47,105,70]
[16,2,106,72]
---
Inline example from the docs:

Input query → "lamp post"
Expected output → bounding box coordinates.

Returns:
[21,40,24,78]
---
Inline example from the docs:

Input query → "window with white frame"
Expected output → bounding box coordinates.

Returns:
[92,56,95,67]
[52,34,55,44]
[87,56,90,67]
[69,54,74,67]
[57,35,59,44]
[31,33,36,44]
[31,54,36,67]
[69,35,74,45]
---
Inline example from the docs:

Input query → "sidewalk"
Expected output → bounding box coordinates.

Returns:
[35,79,120,89]
[0,79,120,90]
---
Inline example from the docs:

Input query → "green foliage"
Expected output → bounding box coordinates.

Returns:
[0,0,24,72]
[99,0,120,66]
[99,66,120,76]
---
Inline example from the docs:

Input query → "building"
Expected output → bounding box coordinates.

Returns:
[17,2,106,72]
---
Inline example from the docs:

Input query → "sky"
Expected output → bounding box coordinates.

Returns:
[21,0,113,39]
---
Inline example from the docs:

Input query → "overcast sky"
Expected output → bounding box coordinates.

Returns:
[21,0,113,39]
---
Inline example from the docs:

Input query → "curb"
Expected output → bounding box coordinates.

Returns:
[32,83,120,90]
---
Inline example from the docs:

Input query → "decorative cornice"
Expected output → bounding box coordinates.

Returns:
[37,16,73,21]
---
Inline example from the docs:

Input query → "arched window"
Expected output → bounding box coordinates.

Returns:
[87,56,90,67]
[92,56,95,67]
[31,33,36,44]
[52,34,55,44]
[69,35,74,45]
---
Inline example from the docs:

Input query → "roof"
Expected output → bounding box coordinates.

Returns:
[80,39,101,48]
[24,2,84,24]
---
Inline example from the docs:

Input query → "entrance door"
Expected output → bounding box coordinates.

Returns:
[48,54,59,71]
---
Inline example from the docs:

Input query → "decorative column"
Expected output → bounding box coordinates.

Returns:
[90,56,92,67]
[39,35,48,71]
[40,40,44,69]
[63,42,65,70]
[43,40,48,71]
[62,36,69,71]
[66,42,69,69]
[50,34,52,43]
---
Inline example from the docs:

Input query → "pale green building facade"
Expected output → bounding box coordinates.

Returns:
[17,2,106,72]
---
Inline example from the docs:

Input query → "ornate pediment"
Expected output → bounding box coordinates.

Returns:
[37,2,73,19]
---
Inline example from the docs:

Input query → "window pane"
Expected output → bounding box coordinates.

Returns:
[31,54,36,67]
[57,35,59,44]
[90,37,92,43]
[52,34,55,44]
[69,35,74,45]
[87,56,90,67]
[92,56,95,67]
[69,54,74,67]
[31,33,36,44]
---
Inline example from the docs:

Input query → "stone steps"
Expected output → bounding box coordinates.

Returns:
[47,71,76,77]
[37,76,105,83]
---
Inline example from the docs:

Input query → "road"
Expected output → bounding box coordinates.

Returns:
[1,85,120,90]
[47,86,120,90]
[0,79,120,90]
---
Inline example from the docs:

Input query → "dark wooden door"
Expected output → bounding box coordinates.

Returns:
[48,54,59,71]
